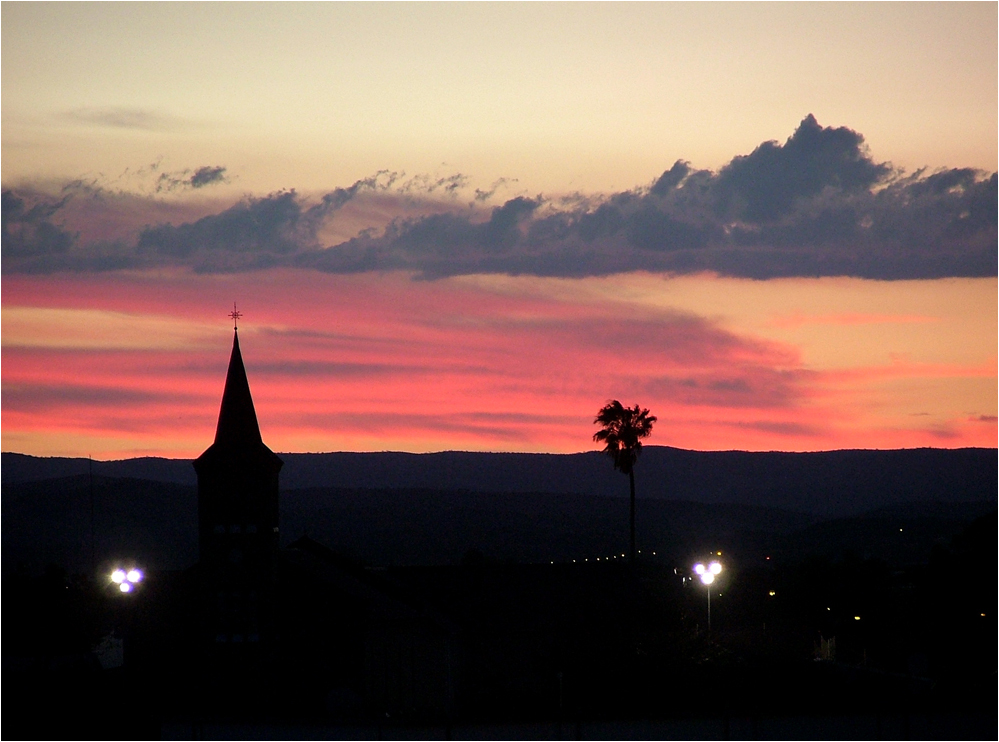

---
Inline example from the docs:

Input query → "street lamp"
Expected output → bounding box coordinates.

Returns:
[693,561,722,633]
[110,566,143,594]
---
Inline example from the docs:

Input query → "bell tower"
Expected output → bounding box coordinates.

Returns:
[193,312,282,648]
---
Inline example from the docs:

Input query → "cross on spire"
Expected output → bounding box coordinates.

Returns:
[229,303,242,330]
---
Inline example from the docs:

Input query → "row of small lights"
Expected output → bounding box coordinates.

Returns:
[549,550,659,565]
[547,553,920,629]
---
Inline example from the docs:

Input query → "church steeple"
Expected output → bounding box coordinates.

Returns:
[214,330,264,448]
[193,318,282,651]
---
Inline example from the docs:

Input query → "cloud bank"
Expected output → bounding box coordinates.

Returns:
[3,116,995,279]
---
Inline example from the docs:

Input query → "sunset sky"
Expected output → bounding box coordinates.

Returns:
[2,3,996,459]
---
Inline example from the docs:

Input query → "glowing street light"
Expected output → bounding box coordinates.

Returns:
[693,560,722,632]
[110,566,143,594]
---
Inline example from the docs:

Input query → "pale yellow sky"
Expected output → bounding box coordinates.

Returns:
[3,3,996,196]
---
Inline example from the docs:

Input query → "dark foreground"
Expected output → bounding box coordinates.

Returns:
[4,513,996,740]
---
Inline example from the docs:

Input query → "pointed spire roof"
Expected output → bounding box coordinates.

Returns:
[213,329,264,447]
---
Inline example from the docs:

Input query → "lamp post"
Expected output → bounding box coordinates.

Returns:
[694,561,722,633]
[102,564,144,668]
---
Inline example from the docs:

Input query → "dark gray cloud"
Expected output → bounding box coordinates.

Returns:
[397,172,467,195]
[127,172,400,272]
[713,114,891,221]
[120,174,391,272]
[298,195,542,277]
[650,160,690,196]
[1,189,76,261]
[137,190,307,268]
[150,165,229,193]
[474,177,516,202]
[3,116,995,279]
[189,166,227,188]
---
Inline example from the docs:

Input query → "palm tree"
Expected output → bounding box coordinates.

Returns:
[593,400,657,563]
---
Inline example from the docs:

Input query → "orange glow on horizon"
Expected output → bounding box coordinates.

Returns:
[1,269,995,459]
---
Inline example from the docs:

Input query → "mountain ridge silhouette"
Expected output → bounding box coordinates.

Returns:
[3,446,995,518]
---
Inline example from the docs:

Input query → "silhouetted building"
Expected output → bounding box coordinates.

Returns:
[193,329,282,649]
[188,328,459,717]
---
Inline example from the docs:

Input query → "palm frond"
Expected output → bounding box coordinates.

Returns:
[592,400,656,474]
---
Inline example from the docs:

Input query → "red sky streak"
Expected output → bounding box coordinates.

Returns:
[2,270,994,459]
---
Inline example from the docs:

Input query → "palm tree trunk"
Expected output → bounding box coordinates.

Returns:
[629,468,636,563]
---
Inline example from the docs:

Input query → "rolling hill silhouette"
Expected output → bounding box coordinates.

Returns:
[3,447,994,575]
[3,446,995,516]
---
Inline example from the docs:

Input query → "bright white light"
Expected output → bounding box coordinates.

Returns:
[700,572,715,585]
[126,569,142,583]
[119,583,132,593]
[111,569,126,584]
[694,563,706,575]
[709,562,722,575]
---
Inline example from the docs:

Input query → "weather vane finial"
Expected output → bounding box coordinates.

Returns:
[229,302,242,330]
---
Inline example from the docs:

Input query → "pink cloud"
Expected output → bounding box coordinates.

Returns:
[2,269,995,458]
